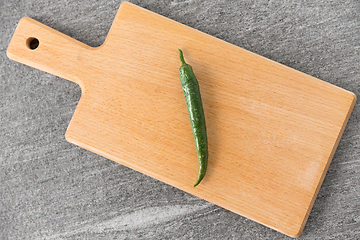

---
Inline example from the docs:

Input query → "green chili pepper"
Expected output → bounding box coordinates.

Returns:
[178,49,208,187]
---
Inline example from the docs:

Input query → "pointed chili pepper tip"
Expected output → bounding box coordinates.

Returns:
[193,179,201,187]
[193,168,206,187]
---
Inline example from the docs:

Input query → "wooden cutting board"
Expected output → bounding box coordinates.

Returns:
[7,1,356,238]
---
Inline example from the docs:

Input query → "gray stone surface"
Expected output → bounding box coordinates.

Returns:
[1,0,360,239]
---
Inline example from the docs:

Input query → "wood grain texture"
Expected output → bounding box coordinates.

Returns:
[6,1,356,238]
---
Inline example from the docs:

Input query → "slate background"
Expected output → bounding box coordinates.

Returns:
[1,0,360,239]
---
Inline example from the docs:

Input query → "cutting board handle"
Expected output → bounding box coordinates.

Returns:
[6,17,92,90]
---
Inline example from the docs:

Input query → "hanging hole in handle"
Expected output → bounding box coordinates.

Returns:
[26,37,39,50]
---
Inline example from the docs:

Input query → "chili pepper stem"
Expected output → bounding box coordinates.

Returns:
[178,49,187,66]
